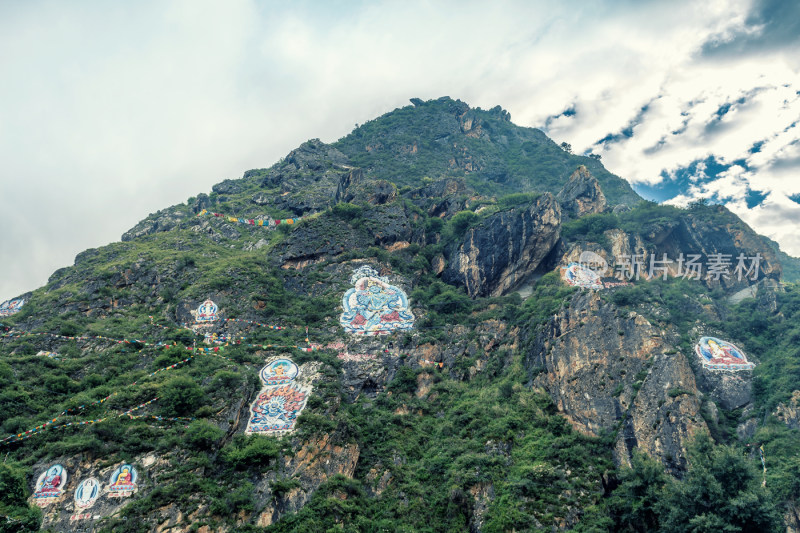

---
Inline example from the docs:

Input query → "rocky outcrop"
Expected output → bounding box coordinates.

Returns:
[254,433,360,528]
[775,390,800,430]
[259,139,353,214]
[640,206,782,291]
[407,177,473,218]
[279,214,373,269]
[560,206,781,292]
[335,168,398,206]
[526,292,706,472]
[363,203,412,246]
[122,206,188,242]
[695,364,753,410]
[443,193,561,297]
[556,166,607,219]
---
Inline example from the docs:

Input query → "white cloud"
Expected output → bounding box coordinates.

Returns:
[1,0,799,301]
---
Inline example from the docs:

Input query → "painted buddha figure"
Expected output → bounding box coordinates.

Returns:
[196,299,218,322]
[113,467,133,486]
[705,339,743,365]
[41,467,62,491]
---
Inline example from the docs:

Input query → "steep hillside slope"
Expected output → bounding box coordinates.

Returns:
[0,97,796,532]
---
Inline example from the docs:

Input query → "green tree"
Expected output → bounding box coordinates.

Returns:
[159,376,205,417]
[0,463,41,532]
[607,450,668,532]
[658,434,782,533]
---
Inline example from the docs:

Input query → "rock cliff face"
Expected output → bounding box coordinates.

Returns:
[526,292,706,472]
[443,193,562,297]
[560,206,781,293]
[556,165,607,219]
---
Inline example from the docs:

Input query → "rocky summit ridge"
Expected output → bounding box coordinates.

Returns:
[1,96,799,532]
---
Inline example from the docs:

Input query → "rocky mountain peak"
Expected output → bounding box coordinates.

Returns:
[556,165,608,219]
[2,96,798,533]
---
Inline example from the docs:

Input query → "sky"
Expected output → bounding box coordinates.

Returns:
[1,0,799,302]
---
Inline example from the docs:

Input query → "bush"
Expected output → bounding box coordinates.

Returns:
[388,367,417,395]
[331,202,364,222]
[221,435,281,470]
[185,420,224,450]
[159,377,206,417]
[0,463,42,530]
[446,210,480,240]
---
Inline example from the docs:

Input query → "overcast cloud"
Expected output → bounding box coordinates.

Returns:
[1,0,798,301]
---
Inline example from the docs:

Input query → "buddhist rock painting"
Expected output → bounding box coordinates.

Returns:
[695,336,755,371]
[246,357,310,436]
[260,358,299,385]
[340,266,414,336]
[33,464,68,506]
[561,263,604,290]
[0,298,24,317]
[248,384,309,433]
[74,477,101,509]
[195,299,218,324]
[107,464,138,497]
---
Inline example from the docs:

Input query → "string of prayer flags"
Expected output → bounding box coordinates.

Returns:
[420,360,445,368]
[196,209,303,227]
[2,327,318,357]
[131,357,194,385]
[0,393,119,445]
[1,398,160,446]
[221,317,291,330]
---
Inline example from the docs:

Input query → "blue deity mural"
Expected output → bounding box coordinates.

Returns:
[562,263,604,290]
[695,336,755,371]
[340,266,414,336]
[246,357,310,435]
[0,298,24,317]
[247,384,309,434]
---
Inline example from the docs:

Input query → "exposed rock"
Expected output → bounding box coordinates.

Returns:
[191,193,212,213]
[262,139,353,214]
[336,168,398,205]
[786,501,800,533]
[254,432,360,528]
[407,177,473,218]
[443,193,561,297]
[279,214,373,268]
[251,192,271,205]
[363,203,412,246]
[526,292,706,472]
[556,165,607,219]
[284,138,349,170]
[122,207,188,241]
[695,364,752,410]
[775,390,800,430]
[562,210,782,293]
[212,178,244,195]
[408,177,470,200]
[242,238,269,251]
[737,417,759,441]
[468,482,494,533]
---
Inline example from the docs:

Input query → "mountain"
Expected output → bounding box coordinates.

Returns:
[0,97,797,532]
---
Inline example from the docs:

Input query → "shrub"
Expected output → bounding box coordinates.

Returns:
[159,377,206,417]
[221,435,280,470]
[185,420,224,450]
